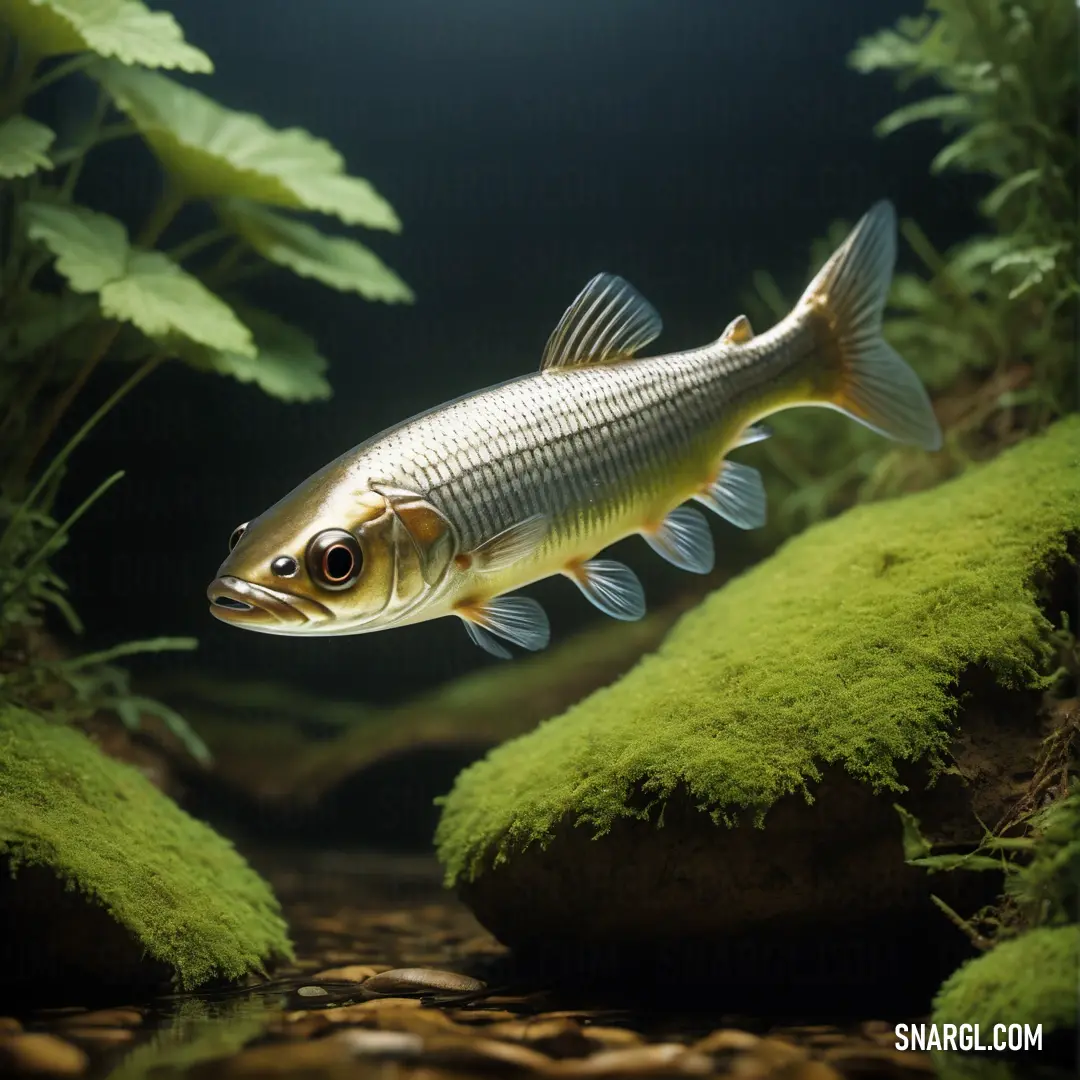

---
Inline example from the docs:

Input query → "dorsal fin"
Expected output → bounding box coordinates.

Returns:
[719,314,754,345]
[540,273,662,372]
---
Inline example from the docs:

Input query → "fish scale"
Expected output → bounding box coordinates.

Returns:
[208,201,942,658]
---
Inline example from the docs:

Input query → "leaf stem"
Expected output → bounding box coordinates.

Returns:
[26,54,95,97]
[0,352,163,550]
[136,183,187,248]
[4,470,125,602]
[0,45,39,119]
[168,225,232,264]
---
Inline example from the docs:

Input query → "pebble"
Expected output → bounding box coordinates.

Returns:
[423,1033,555,1071]
[363,967,487,995]
[779,1063,846,1080]
[61,1027,136,1045]
[451,1008,519,1023]
[221,1039,351,1075]
[0,1018,22,1035]
[56,1008,143,1028]
[580,1026,643,1048]
[311,964,380,982]
[0,1033,89,1075]
[823,1047,935,1074]
[295,985,329,998]
[338,1029,425,1058]
[694,1028,762,1054]
[549,1044,714,1076]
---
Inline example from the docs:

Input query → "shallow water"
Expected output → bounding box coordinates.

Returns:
[4,850,1073,1080]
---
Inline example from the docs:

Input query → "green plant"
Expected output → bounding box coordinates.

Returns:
[0,0,413,757]
[740,0,1077,538]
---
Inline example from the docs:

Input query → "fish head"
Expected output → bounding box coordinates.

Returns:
[207,467,458,636]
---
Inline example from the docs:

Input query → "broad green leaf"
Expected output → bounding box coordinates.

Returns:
[0,0,212,71]
[102,251,254,354]
[218,199,413,303]
[875,94,971,137]
[0,115,55,177]
[23,199,127,291]
[93,61,400,230]
[22,201,254,355]
[192,307,330,403]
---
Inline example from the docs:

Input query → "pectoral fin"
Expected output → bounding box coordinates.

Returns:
[643,506,714,574]
[695,460,767,530]
[457,595,551,659]
[471,514,549,572]
[566,559,646,621]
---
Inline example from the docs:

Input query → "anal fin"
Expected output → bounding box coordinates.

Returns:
[695,460,767,530]
[457,594,550,659]
[566,559,646,621]
[642,506,714,574]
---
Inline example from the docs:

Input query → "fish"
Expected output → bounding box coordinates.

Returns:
[207,200,941,659]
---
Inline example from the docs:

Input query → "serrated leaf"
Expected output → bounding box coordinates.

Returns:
[93,61,400,230]
[22,201,254,356]
[218,199,413,303]
[874,94,971,137]
[23,200,127,291]
[0,115,56,178]
[102,251,254,354]
[192,307,330,403]
[0,0,212,71]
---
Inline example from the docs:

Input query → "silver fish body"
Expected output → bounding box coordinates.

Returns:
[208,201,942,657]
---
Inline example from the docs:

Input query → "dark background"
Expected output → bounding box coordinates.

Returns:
[48,0,985,705]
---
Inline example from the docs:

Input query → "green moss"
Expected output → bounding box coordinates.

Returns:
[436,418,1080,886]
[933,925,1080,1034]
[0,707,293,989]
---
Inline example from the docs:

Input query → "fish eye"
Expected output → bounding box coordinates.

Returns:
[270,555,298,578]
[306,529,363,590]
[228,522,248,551]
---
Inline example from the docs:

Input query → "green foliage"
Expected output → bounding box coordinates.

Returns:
[436,417,1080,886]
[0,0,212,72]
[933,924,1079,1034]
[0,706,293,989]
[0,0,411,757]
[740,0,1077,539]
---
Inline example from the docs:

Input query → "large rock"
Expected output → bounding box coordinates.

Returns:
[435,418,1080,1006]
[0,708,293,1003]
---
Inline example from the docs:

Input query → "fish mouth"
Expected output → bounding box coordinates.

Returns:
[206,576,332,629]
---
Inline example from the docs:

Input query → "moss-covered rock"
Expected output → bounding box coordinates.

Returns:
[435,418,1080,999]
[0,707,293,1000]
[933,925,1079,1036]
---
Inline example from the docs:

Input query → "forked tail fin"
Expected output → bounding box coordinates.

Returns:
[796,200,942,451]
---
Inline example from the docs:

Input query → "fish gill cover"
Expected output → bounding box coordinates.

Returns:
[436,415,1080,885]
